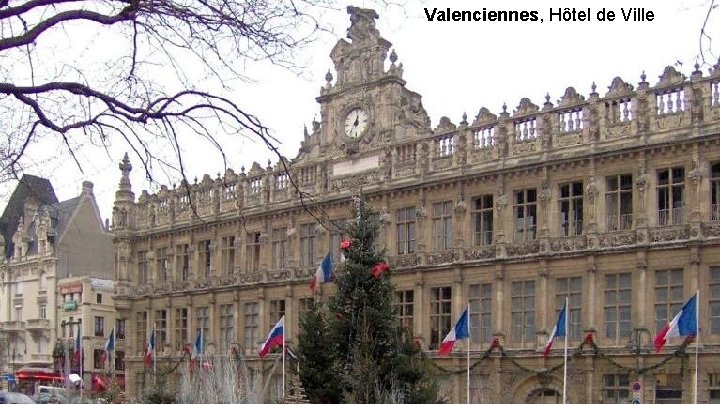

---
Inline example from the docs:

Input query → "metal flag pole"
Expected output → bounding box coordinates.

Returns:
[562,297,569,405]
[695,289,699,404]
[466,302,470,405]
[79,324,84,401]
[282,316,286,401]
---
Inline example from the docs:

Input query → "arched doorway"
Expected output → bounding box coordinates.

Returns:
[526,387,562,404]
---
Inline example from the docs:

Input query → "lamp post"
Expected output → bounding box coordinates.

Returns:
[627,327,652,374]
[60,319,81,393]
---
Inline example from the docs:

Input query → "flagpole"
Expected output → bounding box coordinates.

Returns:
[79,324,84,401]
[282,316,286,401]
[695,289,699,404]
[562,297,568,405]
[466,302,470,405]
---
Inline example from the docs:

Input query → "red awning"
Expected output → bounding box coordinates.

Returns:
[15,368,64,382]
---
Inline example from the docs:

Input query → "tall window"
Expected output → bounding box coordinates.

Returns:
[115,351,125,371]
[469,283,492,344]
[511,280,535,344]
[712,163,720,220]
[93,349,104,369]
[219,304,234,350]
[472,195,494,246]
[711,267,720,335]
[329,222,348,262]
[38,305,47,319]
[137,251,148,284]
[655,269,684,333]
[559,182,584,236]
[709,372,720,403]
[605,174,633,231]
[556,277,582,339]
[432,201,453,250]
[657,167,685,226]
[299,224,317,266]
[655,373,683,404]
[429,287,452,350]
[602,374,630,403]
[94,316,105,337]
[155,310,167,352]
[244,302,259,349]
[298,298,313,328]
[394,290,414,333]
[604,273,632,341]
[269,300,285,330]
[221,236,236,274]
[174,308,188,349]
[271,228,289,269]
[176,244,190,282]
[246,232,261,273]
[514,189,537,241]
[156,247,169,282]
[196,307,209,348]
[198,240,212,278]
[116,319,126,339]
[396,207,416,255]
[136,312,147,356]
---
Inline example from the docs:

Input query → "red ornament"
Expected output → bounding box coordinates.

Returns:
[490,337,500,350]
[371,262,390,279]
[584,332,595,345]
[336,312,344,319]
[340,239,352,250]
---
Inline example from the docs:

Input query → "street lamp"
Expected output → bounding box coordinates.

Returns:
[60,319,82,392]
[626,327,652,373]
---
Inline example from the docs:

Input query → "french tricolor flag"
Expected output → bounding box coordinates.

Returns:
[310,253,333,293]
[654,293,698,352]
[144,327,156,367]
[259,315,285,358]
[543,300,567,357]
[438,308,469,355]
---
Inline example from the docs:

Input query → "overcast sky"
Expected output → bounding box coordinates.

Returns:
[2,0,717,222]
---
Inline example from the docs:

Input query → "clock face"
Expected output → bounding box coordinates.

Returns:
[344,108,369,138]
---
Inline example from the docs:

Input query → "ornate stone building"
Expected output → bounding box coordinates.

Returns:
[112,6,720,403]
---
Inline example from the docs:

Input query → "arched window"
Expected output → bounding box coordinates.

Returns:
[39,272,48,292]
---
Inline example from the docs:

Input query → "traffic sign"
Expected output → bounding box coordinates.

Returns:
[631,398,641,404]
[632,381,642,392]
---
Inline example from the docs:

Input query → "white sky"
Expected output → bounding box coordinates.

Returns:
[2,0,717,222]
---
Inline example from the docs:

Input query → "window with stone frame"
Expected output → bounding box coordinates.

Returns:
[605,174,633,231]
[219,304,234,350]
[711,267,720,335]
[511,280,535,344]
[655,373,683,403]
[176,244,191,282]
[559,182,584,236]
[246,232,261,273]
[244,302,259,349]
[116,318,126,340]
[429,286,452,350]
[469,283,492,345]
[271,227,289,269]
[198,240,212,278]
[156,247,169,282]
[556,276,582,339]
[602,373,630,403]
[115,351,125,371]
[298,298,313,330]
[137,251,148,284]
[514,189,537,241]
[329,221,349,262]
[269,300,285,331]
[155,310,167,352]
[656,167,685,226]
[472,195,494,246]
[136,312,147,356]
[396,207,416,255]
[93,349,104,369]
[469,373,490,404]
[174,308,188,350]
[94,316,105,337]
[712,163,720,221]
[394,289,414,333]
[196,307,209,350]
[221,236,236,274]
[604,273,632,341]
[432,201,453,251]
[709,372,720,404]
[655,269,684,334]
[299,224,317,267]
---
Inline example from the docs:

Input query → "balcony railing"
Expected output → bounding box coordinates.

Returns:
[657,207,684,226]
[712,204,720,221]
[606,214,633,231]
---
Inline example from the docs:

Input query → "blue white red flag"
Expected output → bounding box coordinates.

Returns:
[654,293,697,352]
[438,308,469,355]
[310,253,333,293]
[543,300,568,357]
[144,327,156,367]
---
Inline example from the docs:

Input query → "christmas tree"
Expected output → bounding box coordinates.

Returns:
[298,198,438,403]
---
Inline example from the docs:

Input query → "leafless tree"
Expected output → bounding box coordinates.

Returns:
[0,0,335,187]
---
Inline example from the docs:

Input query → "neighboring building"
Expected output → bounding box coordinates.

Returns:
[0,179,115,387]
[112,7,720,403]
[57,277,125,390]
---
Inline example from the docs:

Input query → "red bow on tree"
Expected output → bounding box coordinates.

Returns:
[371,262,390,279]
[340,239,352,250]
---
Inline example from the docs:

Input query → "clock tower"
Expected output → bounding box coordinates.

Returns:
[302,6,431,165]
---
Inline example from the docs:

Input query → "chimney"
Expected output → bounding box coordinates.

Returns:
[82,181,94,195]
